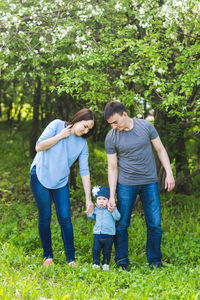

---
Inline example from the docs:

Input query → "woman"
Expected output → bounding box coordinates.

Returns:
[30,109,95,266]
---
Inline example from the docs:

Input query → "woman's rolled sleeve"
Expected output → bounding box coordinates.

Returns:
[79,142,90,176]
[36,119,60,145]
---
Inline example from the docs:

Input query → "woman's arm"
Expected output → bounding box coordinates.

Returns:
[81,174,94,214]
[36,126,72,152]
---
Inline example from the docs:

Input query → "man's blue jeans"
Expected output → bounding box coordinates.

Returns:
[115,182,162,267]
[30,166,75,262]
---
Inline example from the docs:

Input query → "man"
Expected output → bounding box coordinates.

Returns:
[104,101,175,270]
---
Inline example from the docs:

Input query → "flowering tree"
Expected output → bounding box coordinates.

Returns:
[0,0,200,191]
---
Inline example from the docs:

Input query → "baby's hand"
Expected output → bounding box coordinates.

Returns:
[107,205,115,213]
[85,201,94,215]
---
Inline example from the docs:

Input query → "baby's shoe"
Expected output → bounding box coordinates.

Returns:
[102,264,109,271]
[43,258,53,266]
[92,264,101,269]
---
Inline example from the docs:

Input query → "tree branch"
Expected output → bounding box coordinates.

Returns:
[175,168,200,186]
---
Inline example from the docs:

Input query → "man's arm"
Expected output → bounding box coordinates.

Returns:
[151,136,175,191]
[107,153,118,208]
[81,174,94,214]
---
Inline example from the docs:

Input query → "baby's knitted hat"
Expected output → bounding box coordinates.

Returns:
[92,186,110,200]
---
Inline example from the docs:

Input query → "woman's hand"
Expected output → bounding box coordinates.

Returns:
[86,201,94,214]
[58,125,72,139]
[107,205,115,213]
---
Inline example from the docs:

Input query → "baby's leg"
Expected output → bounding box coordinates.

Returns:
[93,236,101,265]
[102,236,114,265]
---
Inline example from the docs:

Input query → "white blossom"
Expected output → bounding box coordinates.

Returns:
[18,31,25,36]
[10,4,16,11]
[126,24,138,30]
[153,79,161,86]
[158,68,165,74]
[12,16,18,23]
[39,36,45,42]
[67,54,75,60]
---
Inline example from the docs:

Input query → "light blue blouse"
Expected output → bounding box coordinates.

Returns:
[31,119,90,189]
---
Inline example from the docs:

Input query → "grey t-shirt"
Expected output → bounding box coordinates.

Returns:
[105,118,159,185]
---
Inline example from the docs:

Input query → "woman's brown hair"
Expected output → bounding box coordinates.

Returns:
[66,108,95,138]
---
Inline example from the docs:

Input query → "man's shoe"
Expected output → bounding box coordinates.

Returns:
[117,264,129,272]
[149,263,163,269]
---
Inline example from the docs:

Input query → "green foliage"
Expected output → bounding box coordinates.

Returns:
[1,0,200,118]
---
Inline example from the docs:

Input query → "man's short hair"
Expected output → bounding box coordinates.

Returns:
[104,101,126,120]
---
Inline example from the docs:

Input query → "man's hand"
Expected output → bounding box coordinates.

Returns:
[108,197,116,212]
[165,173,175,192]
[85,201,94,214]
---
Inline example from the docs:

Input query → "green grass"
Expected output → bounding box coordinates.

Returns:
[0,121,200,299]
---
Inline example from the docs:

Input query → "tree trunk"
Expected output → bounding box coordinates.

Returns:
[198,144,200,169]
[154,109,173,191]
[154,108,192,194]
[56,93,72,120]
[29,76,41,158]
[174,126,192,194]
[69,160,79,190]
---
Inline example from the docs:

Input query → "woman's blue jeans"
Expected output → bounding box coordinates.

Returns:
[30,166,75,262]
[115,182,162,267]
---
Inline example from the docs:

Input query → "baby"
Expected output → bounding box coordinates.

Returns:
[87,186,121,270]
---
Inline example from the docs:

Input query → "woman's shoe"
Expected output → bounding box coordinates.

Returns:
[68,261,77,268]
[43,258,53,266]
